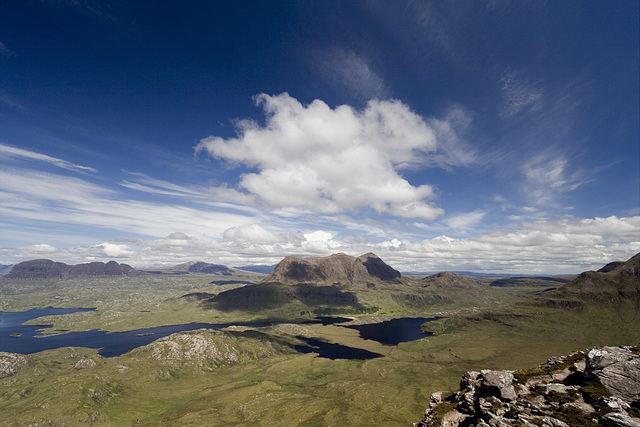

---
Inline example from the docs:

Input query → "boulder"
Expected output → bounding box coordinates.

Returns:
[480,370,517,401]
[601,412,640,427]
[586,346,640,403]
[72,357,97,370]
[0,352,31,378]
[415,346,640,427]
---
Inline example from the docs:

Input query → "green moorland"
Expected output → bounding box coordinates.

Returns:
[0,259,638,426]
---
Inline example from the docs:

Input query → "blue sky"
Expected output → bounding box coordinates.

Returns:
[0,1,638,273]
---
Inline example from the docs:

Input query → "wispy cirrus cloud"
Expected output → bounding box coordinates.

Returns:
[0,143,97,173]
[444,210,486,232]
[119,171,204,198]
[522,152,585,207]
[0,91,23,109]
[312,48,388,101]
[120,172,259,214]
[500,69,543,116]
[0,41,16,58]
[0,167,255,241]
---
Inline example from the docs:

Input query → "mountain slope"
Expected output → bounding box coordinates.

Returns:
[206,253,505,315]
[208,253,404,315]
[538,252,640,311]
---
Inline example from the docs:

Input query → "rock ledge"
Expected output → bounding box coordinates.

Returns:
[416,345,640,427]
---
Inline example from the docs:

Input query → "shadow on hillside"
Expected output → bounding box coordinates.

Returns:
[204,282,374,314]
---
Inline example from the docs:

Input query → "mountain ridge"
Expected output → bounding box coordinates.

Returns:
[537,252,640,311]
[3,259,142,280]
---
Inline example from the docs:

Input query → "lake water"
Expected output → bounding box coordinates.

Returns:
[341,317,437,345]
[295,336,383,360]
[0,308,433,359]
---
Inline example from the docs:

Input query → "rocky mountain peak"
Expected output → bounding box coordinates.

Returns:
[262,252,402,286]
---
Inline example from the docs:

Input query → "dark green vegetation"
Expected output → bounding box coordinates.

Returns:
[211,283,362,312]
[0,252,638,426]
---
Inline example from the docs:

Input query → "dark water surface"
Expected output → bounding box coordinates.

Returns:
[0,308,434,359]
[342,317,437,345]
[0,308,273,357]
[295,336,383,360]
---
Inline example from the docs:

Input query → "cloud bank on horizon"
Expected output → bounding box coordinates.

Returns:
[0,1,637,274]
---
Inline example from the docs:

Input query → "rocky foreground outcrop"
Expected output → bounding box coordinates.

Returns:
[416,345,640,426]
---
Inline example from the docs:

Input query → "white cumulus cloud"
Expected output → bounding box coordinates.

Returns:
[97,242,134,258]
[196,93,447,220]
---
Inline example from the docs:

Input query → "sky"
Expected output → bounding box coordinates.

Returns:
[0,1,638,274]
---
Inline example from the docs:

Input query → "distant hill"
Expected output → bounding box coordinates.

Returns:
[489,276,569,288]
[236,264,276,274]
[144,261,236,276]
[557,252,638,292]
[3,259,142,280]
[0,264,13,276]
[263,252,402,286]
[389,271,499,309]
[420,271,490,296]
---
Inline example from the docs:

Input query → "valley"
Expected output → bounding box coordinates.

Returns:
[0,253,638,426]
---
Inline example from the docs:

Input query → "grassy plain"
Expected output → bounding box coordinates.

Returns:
[0,272,638,426]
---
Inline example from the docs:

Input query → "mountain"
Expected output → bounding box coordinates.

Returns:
[262,252,402,286]
[207,253,502,315]
[539,252,640,311]
[207,253,402,315]
[564,252,639,290]
[3,259,142,280]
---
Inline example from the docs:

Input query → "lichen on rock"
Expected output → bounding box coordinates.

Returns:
[415,345,640,427]
[0,352,32,379]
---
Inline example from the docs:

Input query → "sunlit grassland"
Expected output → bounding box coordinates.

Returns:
[2,300,638,426]
[0,274,263,332]
[1,273,519,333]
[1,273,639,426]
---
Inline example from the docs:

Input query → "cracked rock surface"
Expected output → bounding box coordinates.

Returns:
[416,345,640,427]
